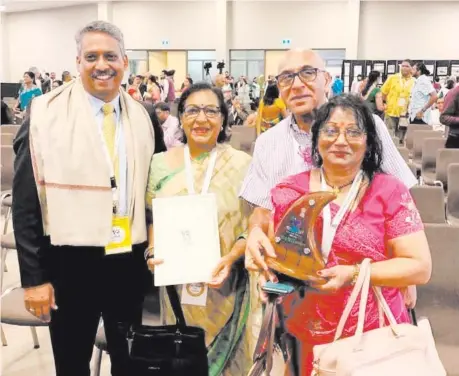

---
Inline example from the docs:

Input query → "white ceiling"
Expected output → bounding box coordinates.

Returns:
[1,0,458,13]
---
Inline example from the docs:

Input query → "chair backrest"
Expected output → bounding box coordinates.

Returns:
[1,133,14,146]
[421,224,459,292]
[229,132,242,150]
[231,126,256,153]
[436,149,459,188]
[405,124,432,150]
[446,163,459,220]
[410,185,446,223]
[412,131,443,160]
[397,146,410,163]
[421,137,446,173]
[0,145,14,191]
[0,125,20,136]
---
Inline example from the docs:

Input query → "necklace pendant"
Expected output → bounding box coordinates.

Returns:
[333,186,340,195]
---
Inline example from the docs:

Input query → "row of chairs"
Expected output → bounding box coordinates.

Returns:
[1,125,46,351]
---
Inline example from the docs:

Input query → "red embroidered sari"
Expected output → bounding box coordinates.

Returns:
[271,171,424,376]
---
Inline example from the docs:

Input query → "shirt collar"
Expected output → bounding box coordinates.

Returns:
[289,114,311,135]
[87,93,121,117]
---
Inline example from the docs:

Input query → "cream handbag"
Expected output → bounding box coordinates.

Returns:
[312,259,446,376]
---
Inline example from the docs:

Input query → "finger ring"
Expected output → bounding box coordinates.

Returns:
[28,308,35,312]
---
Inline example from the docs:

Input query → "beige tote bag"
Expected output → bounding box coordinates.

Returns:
[312,259,445,376]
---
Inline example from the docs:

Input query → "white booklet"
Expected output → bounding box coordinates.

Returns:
[152,193,221,286]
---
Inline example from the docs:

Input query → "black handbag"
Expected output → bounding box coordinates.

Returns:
[127,285,208,375]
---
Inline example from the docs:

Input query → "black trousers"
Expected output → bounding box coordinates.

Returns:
[45,243,150,376]
[445,134,459,149]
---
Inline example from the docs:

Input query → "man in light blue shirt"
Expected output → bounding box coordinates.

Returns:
[409,63,438,124]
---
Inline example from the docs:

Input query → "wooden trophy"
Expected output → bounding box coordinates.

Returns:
[267,191,337,282]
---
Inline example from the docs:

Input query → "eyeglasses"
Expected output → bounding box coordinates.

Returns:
[320,126,366,142]
[183,105,221,119]
[276,67,326,88]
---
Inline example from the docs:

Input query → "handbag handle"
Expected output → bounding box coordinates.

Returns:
[166,285,187,328]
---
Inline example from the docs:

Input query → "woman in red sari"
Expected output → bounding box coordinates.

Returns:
[266,95,432,375]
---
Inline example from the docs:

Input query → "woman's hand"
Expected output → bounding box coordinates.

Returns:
[208,255,236,289]
[146,257,164,272]
[257,270,278,303]
[312,265,355,292]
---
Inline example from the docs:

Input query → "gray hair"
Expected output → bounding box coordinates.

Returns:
[75,20,125,56]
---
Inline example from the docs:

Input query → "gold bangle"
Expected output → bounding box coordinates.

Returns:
[350,264,360,286]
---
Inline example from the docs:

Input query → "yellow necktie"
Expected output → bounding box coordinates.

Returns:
[102,103,119,182]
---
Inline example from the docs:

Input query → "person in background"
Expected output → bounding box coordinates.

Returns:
[13,71,42,112]
[408,63,437,125]
[1,98,14,125]
[380,59,415,140]
[440,83,459,148]
[160,69,176,103]
[155,101,182,149]
[228,96,249,126]
[331,75,344,96]
[62,71,73,83]
[215,73,226,89]
[350,74,363,94]
[145,82,255,375]
[52,80,63,90]
[144,75,161,104]
[134,75,147,97]
[181,76,193,93]
[250,77,261,101]
[433,77,441,92]
[361,70,385,118]
[12,20,154,376]
[267,95,431,375]
[438,79,455,99]
[257,83,288,132]
[140,102,167,154]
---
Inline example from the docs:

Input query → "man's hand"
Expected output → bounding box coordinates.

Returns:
[24,283,57,323]
[209,255,235,289]
[245,225,276,272]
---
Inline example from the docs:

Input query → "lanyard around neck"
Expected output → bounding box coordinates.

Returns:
[320,169,363,262]
[96,109,122,214]
[184,145,218,195]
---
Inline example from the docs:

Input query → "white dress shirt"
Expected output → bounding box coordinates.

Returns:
[87,93,128,216]
[239,114,417,210]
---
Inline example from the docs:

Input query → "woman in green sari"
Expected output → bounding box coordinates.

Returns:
[145,82,258,375]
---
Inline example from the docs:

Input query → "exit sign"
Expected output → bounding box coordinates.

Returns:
[282,39,292,47]
[161,40,170,46]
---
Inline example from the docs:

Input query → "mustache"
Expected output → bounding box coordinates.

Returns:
[91,70,117,79]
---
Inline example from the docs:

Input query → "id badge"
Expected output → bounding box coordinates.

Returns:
[105,216,132,255]
[181,283,208,306]
[398,98,406,107]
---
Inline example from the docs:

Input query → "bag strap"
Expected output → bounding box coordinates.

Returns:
[250,295,277,376]
[166,285,187,327]
[409,308,418,326]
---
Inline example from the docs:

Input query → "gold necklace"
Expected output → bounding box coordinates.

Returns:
[322,172,356,195]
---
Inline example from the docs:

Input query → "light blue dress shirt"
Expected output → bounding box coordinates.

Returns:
[87,94,128,216]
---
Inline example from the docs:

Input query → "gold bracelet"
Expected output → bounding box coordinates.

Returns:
[350,264,360,286]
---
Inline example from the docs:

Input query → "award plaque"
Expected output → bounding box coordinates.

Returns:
[267,191,337,282]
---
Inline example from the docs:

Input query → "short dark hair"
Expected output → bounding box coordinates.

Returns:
[402,59,413,66]
[177,82,229,144]
[311,94,383,180]
[135,75,144,79]
[154,102,170,112]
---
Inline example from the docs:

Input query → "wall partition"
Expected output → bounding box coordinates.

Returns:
[187,50,217,83]
[230,50,265,81]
